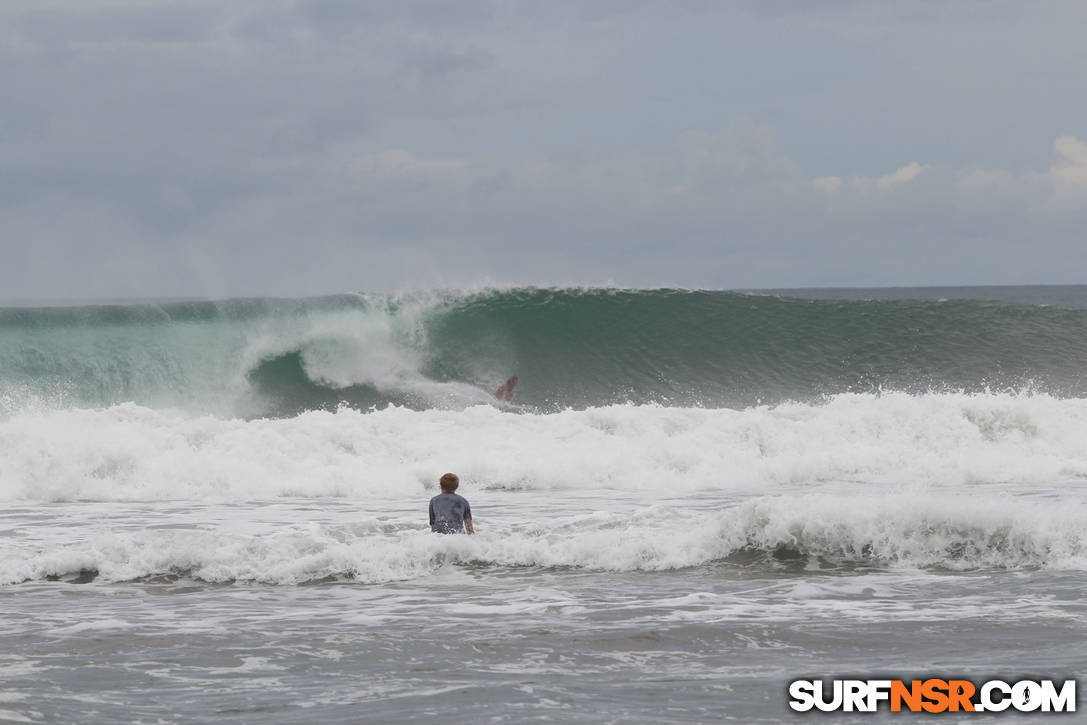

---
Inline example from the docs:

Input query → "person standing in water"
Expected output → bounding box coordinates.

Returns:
[429,473,474,534]
[494,376,518,402]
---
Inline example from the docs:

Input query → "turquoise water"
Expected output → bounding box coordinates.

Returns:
[4,286,1087,416]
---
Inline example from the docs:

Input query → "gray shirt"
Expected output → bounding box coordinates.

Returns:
[429,492,472,534]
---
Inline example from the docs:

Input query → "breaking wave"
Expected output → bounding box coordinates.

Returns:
[5,288,1087,417]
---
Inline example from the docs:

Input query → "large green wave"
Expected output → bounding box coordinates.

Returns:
[3,288,1087,416]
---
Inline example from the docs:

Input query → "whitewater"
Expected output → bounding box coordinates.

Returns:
[1,287,1085,723]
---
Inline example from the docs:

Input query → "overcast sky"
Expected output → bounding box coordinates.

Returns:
[2,0,1086,299]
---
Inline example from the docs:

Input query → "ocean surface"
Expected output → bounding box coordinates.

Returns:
[1,286,1084,723]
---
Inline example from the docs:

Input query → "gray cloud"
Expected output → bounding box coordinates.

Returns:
[1,0,1086,299]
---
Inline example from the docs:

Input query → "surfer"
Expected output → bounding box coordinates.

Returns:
[494,375,518,403]
[429,473,474,534]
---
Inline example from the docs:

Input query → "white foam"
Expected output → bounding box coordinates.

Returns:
[3,391,1086,584]
[49,618,135,634]
[235,292,492,411]
[3,490,1084,586]
[3,392,1087,503]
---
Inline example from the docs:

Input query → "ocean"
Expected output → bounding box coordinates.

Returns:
[1,286,1084,723]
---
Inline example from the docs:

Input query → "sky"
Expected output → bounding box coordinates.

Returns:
[2,0,1087,299]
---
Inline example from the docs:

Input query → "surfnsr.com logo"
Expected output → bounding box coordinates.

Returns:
[788,679,1076,713]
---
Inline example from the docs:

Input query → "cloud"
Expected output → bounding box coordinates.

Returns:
[949,135,1087,211]
[193,129,1087,290]
[814,162,926,193]
[353,150,471,180]
[10,1,216,48]
[814,135,1087,214]
[2,1,1087,297]
[1051,135,1087,207]
[5,119,1087,296]
[956,169,1017,192]
[875,161,924,189]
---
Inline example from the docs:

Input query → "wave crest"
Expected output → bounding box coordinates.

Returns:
[5,288,1087,416]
